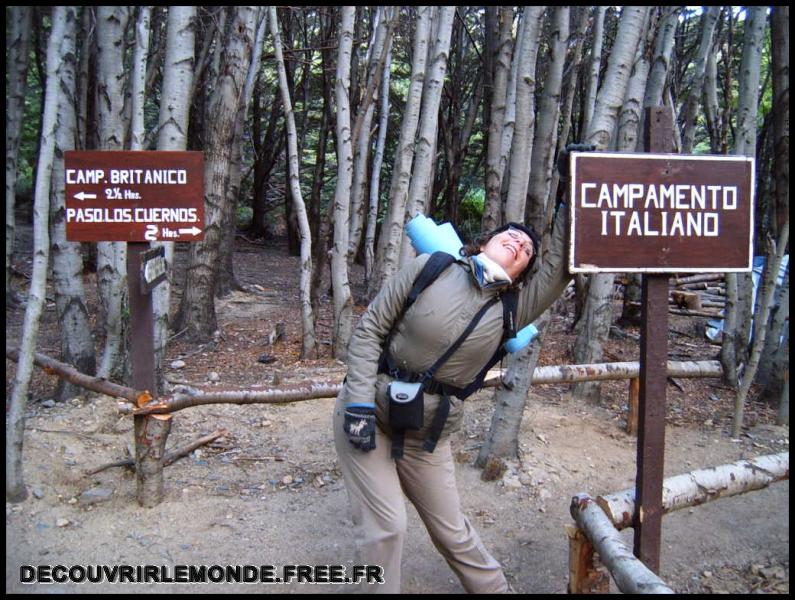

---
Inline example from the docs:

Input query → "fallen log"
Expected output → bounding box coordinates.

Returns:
[569,494,674,594]
[86,428,227,475]
[596,453,790,530]
[670,273,724,286]
[668,308,723,318]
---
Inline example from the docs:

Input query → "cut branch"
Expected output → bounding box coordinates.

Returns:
[86,428,227,475]
[6,346,139,404]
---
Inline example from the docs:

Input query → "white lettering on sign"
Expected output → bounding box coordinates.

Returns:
[65,169,189,185]
[65,207,199,224]
[110,169,188,185]
[580,183,737,238]
[65,169,105,184]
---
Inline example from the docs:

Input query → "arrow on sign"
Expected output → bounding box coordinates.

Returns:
[178,226,202,236]
[73,191,97,201]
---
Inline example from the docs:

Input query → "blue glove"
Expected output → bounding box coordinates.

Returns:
[343,404,376,451]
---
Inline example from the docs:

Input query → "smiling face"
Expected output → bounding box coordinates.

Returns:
[480,227,534,280]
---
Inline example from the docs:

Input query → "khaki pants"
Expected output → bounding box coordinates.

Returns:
[333,395,508,594]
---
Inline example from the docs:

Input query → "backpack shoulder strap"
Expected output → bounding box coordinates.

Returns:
[379,252,458,374]
[458,288,519,399]
[405,251,457,312]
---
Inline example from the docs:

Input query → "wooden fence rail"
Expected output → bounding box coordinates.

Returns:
[568,453,789,593]
[7,346,725,507]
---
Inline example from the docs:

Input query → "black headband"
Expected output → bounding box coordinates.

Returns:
[488,221,541,279]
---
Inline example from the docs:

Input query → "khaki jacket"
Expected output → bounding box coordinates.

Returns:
[342,210,571,441]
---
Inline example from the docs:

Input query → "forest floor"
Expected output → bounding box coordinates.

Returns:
[5,222,789,594]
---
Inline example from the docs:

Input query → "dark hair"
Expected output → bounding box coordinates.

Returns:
[460,222,541,283]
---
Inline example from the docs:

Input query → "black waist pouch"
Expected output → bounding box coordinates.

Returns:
[388,380,424,431]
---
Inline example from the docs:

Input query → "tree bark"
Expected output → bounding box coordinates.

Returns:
[722,6,767,396]
[582,7,607,135]
[7,6,68,503]
[569,494,674,594]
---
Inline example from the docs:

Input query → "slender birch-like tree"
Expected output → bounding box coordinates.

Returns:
[49,6,95,402]
[364,8,396,284]
[479,7,567,464]
[95,6,130,382]
[503,6,544,223]
[482,7,514,233]
[269,5,318,358]
[7,6,68,503]
[173,6,257,341]
[153,6,196,384]
[398,6,455,268]
[6,6,32,306]
[369,6,432,298]
[680,7,720,154]
[572,6,650,404]
[330,7,356,359]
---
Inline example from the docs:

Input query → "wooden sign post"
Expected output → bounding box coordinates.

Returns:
[569,108,754,573]
[65,150,204,507]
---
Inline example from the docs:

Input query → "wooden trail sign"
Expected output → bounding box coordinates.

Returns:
[569,152,754,273]
[64,150,204,243]
[63,150,205,507]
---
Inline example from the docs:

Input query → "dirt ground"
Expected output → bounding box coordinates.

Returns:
[5,227,789,594]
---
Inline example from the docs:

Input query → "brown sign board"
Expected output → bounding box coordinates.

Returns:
[569,152,754,273]
[64,151,204,242]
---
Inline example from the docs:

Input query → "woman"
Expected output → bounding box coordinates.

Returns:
[333,207,572,593]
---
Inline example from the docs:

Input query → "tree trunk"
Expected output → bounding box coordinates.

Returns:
[503,6,544,223]
[173,6,257,342]
[348,8,393,263]
[7,5,68,503]
[399,6,455,268]
[572,6,649,404]
[762,6,790,415]
[218,8,267,299]
[526,6,568,230]
[50,8,95,402]
[269,5,318,358]
[6,6,32,305]
[330,7,356,360]
[582,7,607,134]
[722,6,767,395]
[478,309,551,466]
[153,6,196,389]
[368,6,432,299]
[95,6,130,383]
[482,8,514,233]
[680,7,719,154]
[364,10,396,286]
